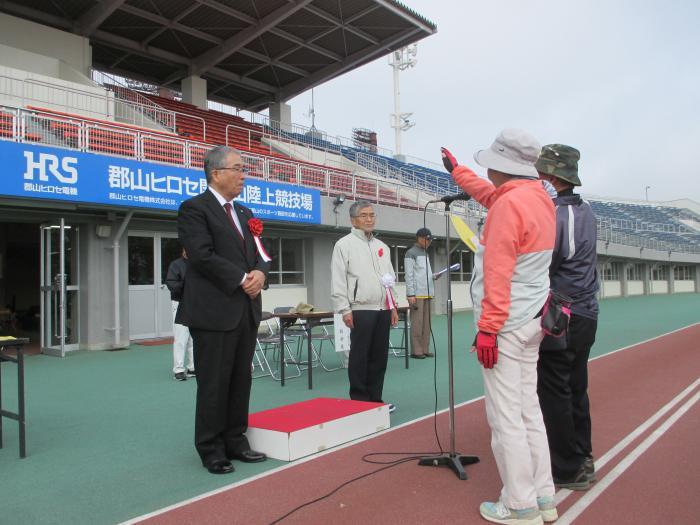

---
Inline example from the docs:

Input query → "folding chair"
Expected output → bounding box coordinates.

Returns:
[255,311,301,381]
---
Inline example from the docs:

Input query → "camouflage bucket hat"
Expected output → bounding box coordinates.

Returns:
[535,144,581,186]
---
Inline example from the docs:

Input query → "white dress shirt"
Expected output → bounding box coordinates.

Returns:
[208,187,247,285]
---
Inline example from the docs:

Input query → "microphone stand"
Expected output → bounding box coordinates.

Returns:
[418,199,479,480]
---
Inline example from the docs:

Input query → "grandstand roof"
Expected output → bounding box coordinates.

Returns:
[0,0,436,111]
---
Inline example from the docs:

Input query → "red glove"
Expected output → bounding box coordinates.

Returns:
[474,331,498,369]
[441,147,458,173]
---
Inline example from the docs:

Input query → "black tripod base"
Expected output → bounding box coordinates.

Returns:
[418,453,480,480]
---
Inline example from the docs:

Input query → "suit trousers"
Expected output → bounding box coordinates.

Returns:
[410,298,432,356]
[348,309,391,402]
[537,314,597,480]
[190,303,257,466]
[171,301,194,374]
[482,317,554,510]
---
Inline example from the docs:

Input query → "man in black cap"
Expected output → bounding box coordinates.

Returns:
[404,228,439,358]
[536,144,599,491]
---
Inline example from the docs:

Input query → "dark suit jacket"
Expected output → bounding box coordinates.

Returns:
[176,189,270,330]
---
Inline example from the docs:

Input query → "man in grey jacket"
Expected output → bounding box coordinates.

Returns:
[331,200,398,409]
[536,144,599,491]
[404,227,439,359]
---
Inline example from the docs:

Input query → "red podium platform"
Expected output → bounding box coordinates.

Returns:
[247,398,390,461]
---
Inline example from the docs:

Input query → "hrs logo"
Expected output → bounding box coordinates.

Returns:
[23,151,78,184]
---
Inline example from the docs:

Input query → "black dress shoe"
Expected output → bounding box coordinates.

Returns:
[205,459,235,474]
[229,449,267,463]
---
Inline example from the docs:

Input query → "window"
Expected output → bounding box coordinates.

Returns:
[651,265,669,281]
[602,262,621,281]
[674,265,695,281]
[626,263,645,281]
[128,236,154,285]
[389,245,409,282]
[450,249,474,282]
[263,237,304,285]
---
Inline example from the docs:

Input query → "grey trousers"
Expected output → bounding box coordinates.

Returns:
[410,298,431,355]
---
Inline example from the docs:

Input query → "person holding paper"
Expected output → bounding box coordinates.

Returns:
[331,200,399,412]
[404,227,440,359]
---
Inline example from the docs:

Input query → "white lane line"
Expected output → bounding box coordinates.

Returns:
[554,377,700,505]
[556,389,699,525]
[120,395,485,524]
[123,323,699,524]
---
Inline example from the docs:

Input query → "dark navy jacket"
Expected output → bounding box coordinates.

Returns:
[165,257,187,302]
[550,192,599,320]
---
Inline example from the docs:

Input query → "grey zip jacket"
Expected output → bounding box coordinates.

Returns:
[550,193,599,319]
[331,227,397,314]
[404,244,434,298]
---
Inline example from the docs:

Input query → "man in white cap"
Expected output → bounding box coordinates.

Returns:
[442,129,557,525]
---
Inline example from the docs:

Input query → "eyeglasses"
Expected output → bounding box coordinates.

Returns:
[355,213,376,220]
[217,166,248,174]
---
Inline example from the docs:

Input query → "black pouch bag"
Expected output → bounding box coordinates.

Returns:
[541,290,573,338]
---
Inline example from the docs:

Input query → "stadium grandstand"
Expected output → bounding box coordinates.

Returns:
[0,1,698,355]
[0,2,699,525]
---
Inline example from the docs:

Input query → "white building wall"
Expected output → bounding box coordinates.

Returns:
[674,281,695,293]
[0,64,112,120]
[602,281,622,297]
[452,283,473,310]
[627,281,645,295]
[0,13,92,77]
[261,286,307,312]
[651,280,669,294]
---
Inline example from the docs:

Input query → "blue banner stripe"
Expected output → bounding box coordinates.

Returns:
[0,141,321,224]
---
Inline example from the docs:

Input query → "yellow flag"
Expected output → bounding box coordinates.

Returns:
[450,216,479,253]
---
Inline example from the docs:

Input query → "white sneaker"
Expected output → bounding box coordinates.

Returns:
[388,403,396,413]
[536,496,558,522]
[479,501,543,525]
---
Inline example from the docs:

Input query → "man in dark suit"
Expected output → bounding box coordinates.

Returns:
[177,145,270,474]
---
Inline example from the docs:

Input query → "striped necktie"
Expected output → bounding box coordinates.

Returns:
[223,202,246,253]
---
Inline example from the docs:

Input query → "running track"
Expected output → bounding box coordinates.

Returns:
[127,324,700,525]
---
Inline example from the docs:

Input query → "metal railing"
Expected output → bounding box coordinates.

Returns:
[2,104,697,253]
[0,105,440,210]
[92,70,176,133]
[596,218,700,254]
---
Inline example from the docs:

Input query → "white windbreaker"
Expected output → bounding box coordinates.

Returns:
[331,227,397,314]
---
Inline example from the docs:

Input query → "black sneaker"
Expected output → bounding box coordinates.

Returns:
[186,369,196,378]
[584,456,596,482]
[173,372,187,381]
[554,464,590,491]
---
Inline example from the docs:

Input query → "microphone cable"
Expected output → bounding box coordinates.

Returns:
[267,202,451,525]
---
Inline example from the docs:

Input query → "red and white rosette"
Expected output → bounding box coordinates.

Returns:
[247,218,272,263]
[380,273,397,310]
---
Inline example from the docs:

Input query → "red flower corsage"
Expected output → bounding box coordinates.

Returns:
[247,218,271,262]
[248,218,263,236]
[378,248,384,257]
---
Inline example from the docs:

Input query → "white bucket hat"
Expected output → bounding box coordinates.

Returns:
[473,128,541,178]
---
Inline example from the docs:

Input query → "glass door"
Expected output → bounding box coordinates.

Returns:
[40,220,80,356]
[128,232,179,340]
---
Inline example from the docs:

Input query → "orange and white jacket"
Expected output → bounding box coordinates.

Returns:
[453,166,556,334]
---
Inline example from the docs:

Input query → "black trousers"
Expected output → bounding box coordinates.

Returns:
[537,314,597,480]
[348,310,391,402]
[190,306,257,466]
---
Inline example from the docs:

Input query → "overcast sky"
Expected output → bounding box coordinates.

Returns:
[287,0,700,203]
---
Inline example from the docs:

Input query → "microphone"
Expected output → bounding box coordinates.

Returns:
[439,192,471,203]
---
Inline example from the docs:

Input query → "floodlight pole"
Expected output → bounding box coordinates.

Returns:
[418,201,479,480]
[389,45,417,157]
